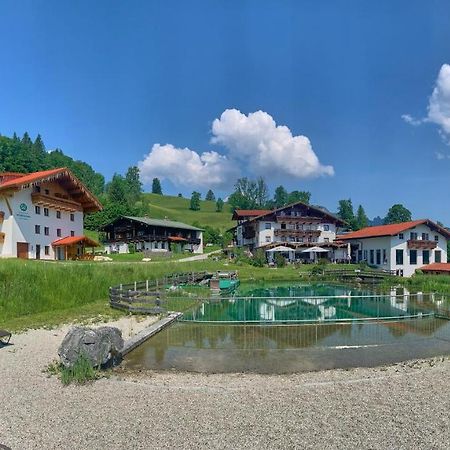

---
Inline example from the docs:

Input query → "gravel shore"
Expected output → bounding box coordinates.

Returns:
[1,318,449,450]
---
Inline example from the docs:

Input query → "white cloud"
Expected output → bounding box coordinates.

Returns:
[403,64,450,142]
[138,109,333,189]
[138,143,238,189]
[435,151,450,160]
[427,64,450,136]
[211,109,334,178]
[401,114,422,126]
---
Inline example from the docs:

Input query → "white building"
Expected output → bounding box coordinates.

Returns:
[0,168,101,260]
[337,220,450,277]
[102,216,204,254]
[231,202,348,261]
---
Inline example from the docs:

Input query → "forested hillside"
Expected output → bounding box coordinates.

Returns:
[0,133,104,195]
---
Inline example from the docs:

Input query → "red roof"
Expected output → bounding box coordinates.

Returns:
[52,235,100,247]
[0,167,102,213]
[337,220,450,240]
[0,168,64,189]
[232,209,272,219]
[420,263,450,273]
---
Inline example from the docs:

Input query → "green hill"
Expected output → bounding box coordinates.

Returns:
[140,193,234,230]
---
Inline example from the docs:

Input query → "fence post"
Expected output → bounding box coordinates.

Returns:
[146,279,149,291]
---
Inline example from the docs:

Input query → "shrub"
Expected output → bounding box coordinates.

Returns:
[251,249,266,267]
[274,253,286,268]
[128,243,136,254]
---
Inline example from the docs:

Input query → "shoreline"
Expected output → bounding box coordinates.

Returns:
[1,318,449,449]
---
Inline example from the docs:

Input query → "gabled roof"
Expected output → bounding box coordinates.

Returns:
[118,216,203,231]
[0,167,102,213]
[232,209,272,220]
[337,220,450,240]
[52,235,100,247]
[244,201,346,226]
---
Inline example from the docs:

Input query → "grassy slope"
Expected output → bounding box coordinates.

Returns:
[141,193,234,231]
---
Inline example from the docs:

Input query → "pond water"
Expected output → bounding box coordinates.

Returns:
[124,283,450,373]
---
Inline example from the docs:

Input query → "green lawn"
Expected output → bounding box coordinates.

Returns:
[140,193,234,231]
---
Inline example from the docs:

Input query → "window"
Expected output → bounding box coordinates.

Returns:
[35,205,41,215]
[435,250,442,263]
[382,249,387,264]
[410,232,418,240]
[369,250,374,265]
[281,223,286,230]
[422,233,429,241]
[265,236,271,243]
[70,231,75,237]
[44,189,50,195]
[324,224,330,231]
[70,213,75,222]
[396,249,404,265]
[35,225,40,234]
[423,250,430,265]
[363,250,368,261]
[324,237,329,243]
[57,228,62,237]
[34,186,41,193]
[434,235,439,242]
[44,207,49,216]
[398,233,404,240]
[56,211,61,219]
[376,249,381,265]
[357,250,362,261]
[44,227,49,236]
[410,250,417,265]
[44,246,50,256]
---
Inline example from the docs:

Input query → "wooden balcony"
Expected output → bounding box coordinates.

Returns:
[242,228,256,239]
[276,215,323,224]
[0,211,4,223]
[407,239,437,250]
[274,229,321,238]
[0,232,4,243]
[31,193,83,212]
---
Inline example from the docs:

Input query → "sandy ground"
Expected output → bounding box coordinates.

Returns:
[1,318,450,450]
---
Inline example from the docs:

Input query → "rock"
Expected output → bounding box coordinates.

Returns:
[58,326,124,368]
[93,255,113,262]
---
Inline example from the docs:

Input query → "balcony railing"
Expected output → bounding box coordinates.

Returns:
[105,234,201,245]
[274,229,321,238]
[276,215,323,224]
[31,193,83,212]
[407,239,437,250]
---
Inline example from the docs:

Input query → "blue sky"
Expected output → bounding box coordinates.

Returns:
[1,1,450,223]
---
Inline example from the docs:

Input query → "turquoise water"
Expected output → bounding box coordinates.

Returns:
[125,283,450,373]
[181,283,436,323]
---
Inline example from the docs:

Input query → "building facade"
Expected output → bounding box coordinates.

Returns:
[103,216,204,254]
[231,202,348,261]
[0,168,101,260]
[337,220,450,277]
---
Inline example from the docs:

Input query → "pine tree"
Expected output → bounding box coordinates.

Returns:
[338,199,357,230]
[33,134,45,153]
[125,166,142,204]
[189,191,201,211]
[21,132,33,146]
[274,185,288,207]
[205,189,215,201]
[152,178,163,194]
[216,197,224,212]
[356,205,369,230]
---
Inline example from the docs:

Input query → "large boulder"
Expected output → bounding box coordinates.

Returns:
[58,326,124,368]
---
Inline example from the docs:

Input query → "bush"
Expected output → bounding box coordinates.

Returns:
[128,243,136,254]
[250,249,266,267]
[274,253,286,268]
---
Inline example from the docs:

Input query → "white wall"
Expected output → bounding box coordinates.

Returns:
[353,223,448,277]
[0,187,83,260]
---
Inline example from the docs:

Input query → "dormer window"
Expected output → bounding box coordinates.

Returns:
[398,233,404,240]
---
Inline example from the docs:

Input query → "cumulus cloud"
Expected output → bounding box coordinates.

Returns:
[436,151,450,160]
[211,109,334,178]
[401,114,422,126]
[138,144,238,189]
[403,64,450,142]
[138,109,333,189]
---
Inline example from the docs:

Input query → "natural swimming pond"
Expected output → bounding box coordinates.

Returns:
[124,283,450,373]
